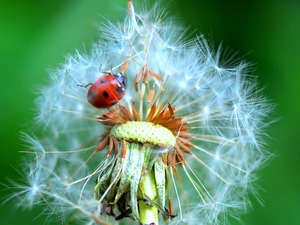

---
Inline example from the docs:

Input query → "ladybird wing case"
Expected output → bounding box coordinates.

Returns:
[87,75,125,108]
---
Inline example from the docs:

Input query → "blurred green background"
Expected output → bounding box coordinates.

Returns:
[0,0,299,224]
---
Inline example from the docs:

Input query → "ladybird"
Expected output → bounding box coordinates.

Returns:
[87,72,127,108]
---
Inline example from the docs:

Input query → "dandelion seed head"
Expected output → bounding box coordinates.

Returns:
[8,1,274,225]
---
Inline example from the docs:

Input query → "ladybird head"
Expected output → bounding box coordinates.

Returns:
[113,72,127,90]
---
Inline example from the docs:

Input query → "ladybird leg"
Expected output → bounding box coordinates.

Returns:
[77,83,92,88]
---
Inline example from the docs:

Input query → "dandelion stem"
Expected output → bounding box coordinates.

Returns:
[139,169,159,225]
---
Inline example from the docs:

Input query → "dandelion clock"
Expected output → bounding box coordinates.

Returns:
[5,1,274,225]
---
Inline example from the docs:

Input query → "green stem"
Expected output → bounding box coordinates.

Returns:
[139,170,158,225]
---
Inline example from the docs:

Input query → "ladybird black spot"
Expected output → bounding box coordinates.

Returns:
[103,91,109,98]
[88,91,95,99]
[101,80,106,84]
[116,86,123,94]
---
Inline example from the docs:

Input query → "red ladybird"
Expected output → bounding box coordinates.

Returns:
[87,72,127,108]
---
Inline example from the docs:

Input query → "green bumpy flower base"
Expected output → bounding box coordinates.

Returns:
[110,121,176,147]
[95,121,175,224]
